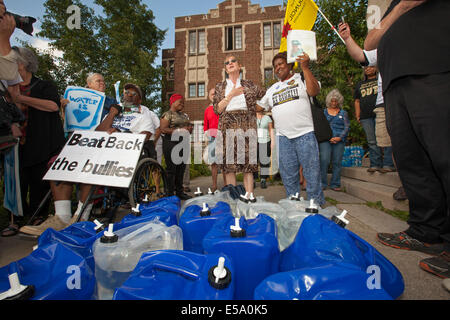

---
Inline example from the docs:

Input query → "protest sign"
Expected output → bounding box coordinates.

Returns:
[43,131,145,188]
[63,86,105,132]
[287,30,317,63]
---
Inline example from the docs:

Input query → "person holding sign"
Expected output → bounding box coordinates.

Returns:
[257,51,325,206]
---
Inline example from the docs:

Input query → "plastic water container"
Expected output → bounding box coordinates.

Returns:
[203,214,280,300]
[139,195,181,217]
[92,221,183,300]
[179,201,233,253]
[36,220,105,271]
[280,214,404,299]
[116,203,178,230]
[0,243,95,300]
[254,263,393,300]
[179,189,236,222]
[113,250,234,300]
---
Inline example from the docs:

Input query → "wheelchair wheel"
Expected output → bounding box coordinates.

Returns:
[128,158,167,207]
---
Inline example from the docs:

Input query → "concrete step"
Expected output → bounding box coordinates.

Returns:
[341,167,402,188]
[340,177,409,212]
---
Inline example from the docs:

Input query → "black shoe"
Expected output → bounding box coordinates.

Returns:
[393,187,408,201]
[419,251,450,278]
[377,231,444,255]
[261,179,267,189]
[176,192,192,200]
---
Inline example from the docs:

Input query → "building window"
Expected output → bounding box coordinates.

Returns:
[225,25,242,51]
[263,22,281,48]
[189,84,196,98]
[188,83,205,98]
[168,60,174,79]
[264,68,274,81]
[198,83,205,97]
[189,29,206,55]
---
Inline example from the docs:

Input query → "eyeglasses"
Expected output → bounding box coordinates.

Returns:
[224,59,237,66]
[124,90,138,97]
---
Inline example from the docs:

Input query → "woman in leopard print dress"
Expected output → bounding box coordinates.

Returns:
[213,54,266,202]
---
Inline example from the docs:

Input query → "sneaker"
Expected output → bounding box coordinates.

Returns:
[419,251,450,278]
[367,167,380,173]
[380,167,396,173]
[443,278,450,292]
[19,215,69,237]
[393,186,408,201]
[377,231,444,255]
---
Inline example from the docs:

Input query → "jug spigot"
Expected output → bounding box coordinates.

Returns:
[93,219,105,233]
[305,199,319,214]
[194,187,203,197]
[208,257,231,290]
[332,210,349,228]
[200,203,211,217]
[132,203,142,217]
[230,217,246,238]
[100,224,119,243]
[290,192,300,201]
[0,273,35,300]
[141,194,150,204]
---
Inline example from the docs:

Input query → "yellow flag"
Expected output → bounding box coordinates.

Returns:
[280,0,319,53]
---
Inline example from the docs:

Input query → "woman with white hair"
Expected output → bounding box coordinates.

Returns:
[319,89,350,191]
[1,46,65,236]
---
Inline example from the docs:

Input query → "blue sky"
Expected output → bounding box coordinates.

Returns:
[5,0,284,64]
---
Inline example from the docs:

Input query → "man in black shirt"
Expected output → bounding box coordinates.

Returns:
[354,66,390,172]
[365,0,450,279]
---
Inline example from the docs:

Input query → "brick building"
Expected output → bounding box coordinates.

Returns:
[162,0,285,124]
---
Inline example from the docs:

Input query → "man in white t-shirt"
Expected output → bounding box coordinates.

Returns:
[258,51,325,206]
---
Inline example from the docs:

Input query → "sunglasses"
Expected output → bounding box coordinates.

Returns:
[224,59,237,66]
[124,90,138,97]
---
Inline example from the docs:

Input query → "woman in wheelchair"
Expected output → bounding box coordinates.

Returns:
[19,83,166,236]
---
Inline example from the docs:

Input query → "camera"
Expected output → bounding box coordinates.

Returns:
[6,11,37,36]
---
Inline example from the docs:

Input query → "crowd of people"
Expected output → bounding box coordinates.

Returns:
[0,0,448,289]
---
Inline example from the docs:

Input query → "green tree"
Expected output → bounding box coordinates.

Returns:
[312,0,369,146]
[28,0,166,109]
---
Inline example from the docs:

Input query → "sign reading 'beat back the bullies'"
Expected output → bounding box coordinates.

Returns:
[43,131,145,188]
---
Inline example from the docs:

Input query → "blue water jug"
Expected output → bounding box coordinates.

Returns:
[254,263,393,300]
[280,214,404,299]
[139,195,181,216]
[179,201,233,253]
[0,243,95,300]
[117,205,178,230]
[36,221,105,271]
[203,214,280,300]
[113,250,234,300]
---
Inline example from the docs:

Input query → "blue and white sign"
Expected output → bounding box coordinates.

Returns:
[63,86,106,132]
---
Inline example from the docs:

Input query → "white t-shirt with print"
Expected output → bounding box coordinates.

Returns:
[112,105,155,134]
[258,73,314,139]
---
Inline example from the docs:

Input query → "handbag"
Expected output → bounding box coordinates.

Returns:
[0,82,25,136]
[299,73,332,143]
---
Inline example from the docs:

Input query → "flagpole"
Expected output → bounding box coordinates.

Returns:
[317,7,346,45]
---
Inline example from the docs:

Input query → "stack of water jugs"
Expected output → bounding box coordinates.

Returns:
[342,145,365,167]
[0,187,404,300]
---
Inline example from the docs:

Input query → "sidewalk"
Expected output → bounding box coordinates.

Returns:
[1,175,449,299]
